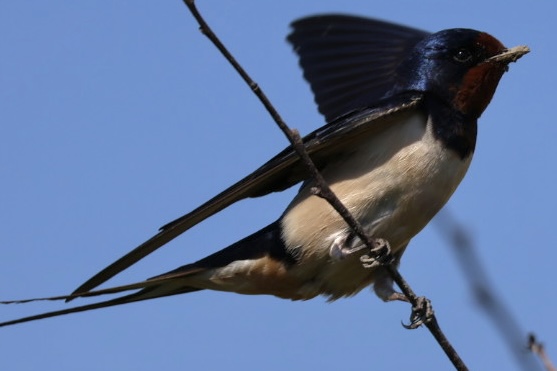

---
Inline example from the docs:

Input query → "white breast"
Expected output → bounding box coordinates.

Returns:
[280,111,473,299]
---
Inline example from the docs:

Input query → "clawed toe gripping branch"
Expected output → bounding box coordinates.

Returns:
[358,238,394,268]
[182,1,467,370]
[403,296,435,330]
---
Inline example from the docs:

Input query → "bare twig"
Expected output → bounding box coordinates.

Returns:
[436,209,542,370]
[529,334,557,371]
[181,1,467,370]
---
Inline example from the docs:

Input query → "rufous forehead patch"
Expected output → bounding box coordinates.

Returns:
[476,32,506,57]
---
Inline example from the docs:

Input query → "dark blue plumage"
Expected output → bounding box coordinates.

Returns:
[288,15,429,122]
[0,14,528,327]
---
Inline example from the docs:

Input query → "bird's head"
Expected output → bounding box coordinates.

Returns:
[393,29,529,119]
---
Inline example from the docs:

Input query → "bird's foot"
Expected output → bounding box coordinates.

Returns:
[329,234,366,260]
[359,238,394,268]
[402,296,434,330]
[373,269,408,302]
[329,235,393,269]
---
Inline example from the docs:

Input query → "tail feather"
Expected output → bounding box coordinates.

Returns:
[1,222,286,327]
[0,286,201,328]
[0,269,205,327]
[1,277,168,305]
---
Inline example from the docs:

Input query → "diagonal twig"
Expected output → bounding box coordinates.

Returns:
[529,334,557,371]
[181,1,467,370]
[436,210,544,370]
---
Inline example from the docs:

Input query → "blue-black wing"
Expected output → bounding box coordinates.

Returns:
[288,14,428,122]
[71,94,422,296]
[71,14,428,295]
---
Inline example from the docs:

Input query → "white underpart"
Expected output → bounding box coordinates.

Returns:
[280,111,473,300]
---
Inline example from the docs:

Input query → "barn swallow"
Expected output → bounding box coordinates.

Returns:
[0,15,528,326]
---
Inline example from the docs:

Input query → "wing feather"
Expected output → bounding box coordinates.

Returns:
[71,95,422,296]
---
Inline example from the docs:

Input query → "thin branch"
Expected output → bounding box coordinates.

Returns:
[181,1,467,370]
[436,210,544,370]
[529,334,557,371]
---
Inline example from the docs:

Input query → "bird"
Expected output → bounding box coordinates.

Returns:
[0,14,529,327]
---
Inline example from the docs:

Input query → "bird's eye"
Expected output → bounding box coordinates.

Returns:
[453,48,473,63]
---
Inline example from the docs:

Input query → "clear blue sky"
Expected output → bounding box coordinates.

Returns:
[1,2,554,370]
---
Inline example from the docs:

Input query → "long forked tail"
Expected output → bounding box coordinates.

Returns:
[0,276,202,328]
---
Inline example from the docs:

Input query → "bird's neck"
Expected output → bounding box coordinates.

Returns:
[426,95,478,159]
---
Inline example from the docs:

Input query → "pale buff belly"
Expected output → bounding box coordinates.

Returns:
[279,112,472,299]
